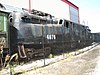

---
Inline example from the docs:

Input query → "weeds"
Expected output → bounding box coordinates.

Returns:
[48,54,54,58]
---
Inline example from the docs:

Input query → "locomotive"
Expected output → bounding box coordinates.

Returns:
[0,10,93,60]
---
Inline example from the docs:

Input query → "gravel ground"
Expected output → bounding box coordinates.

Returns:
[0,43,99,75]
[21,43,100,75]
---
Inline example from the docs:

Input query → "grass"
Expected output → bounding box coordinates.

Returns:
[48,54,54,58]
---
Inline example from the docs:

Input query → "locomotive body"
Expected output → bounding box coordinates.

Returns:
[8,11,92,58]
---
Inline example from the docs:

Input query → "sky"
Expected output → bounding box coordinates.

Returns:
[0,0,100,33]
[70,0,100,33]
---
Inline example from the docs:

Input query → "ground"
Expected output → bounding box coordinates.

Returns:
[0,43,100,75]
[21,44,100,75]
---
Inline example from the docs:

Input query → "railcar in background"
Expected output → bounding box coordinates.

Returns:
[0,10,10,58]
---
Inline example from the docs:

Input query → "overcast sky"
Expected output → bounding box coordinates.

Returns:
[0,0,100,33]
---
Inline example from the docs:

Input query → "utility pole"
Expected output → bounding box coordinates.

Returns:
[42,25,45,66]
[29,0,31,13]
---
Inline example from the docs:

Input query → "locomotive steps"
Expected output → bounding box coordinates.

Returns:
[0,42,99,75]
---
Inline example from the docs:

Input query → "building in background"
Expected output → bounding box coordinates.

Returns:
[62,0,80,23]
[31,0,80,23]
[0,0,80,23]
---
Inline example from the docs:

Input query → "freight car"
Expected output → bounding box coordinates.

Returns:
[0,10,93,61]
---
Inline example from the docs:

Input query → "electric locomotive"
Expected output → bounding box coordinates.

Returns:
[0,9,93,60]
[8,11,92,59]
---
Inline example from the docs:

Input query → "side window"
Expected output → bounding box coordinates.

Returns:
[64,21,70,34]
[64,21,69,28]
[59,19,63,24]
